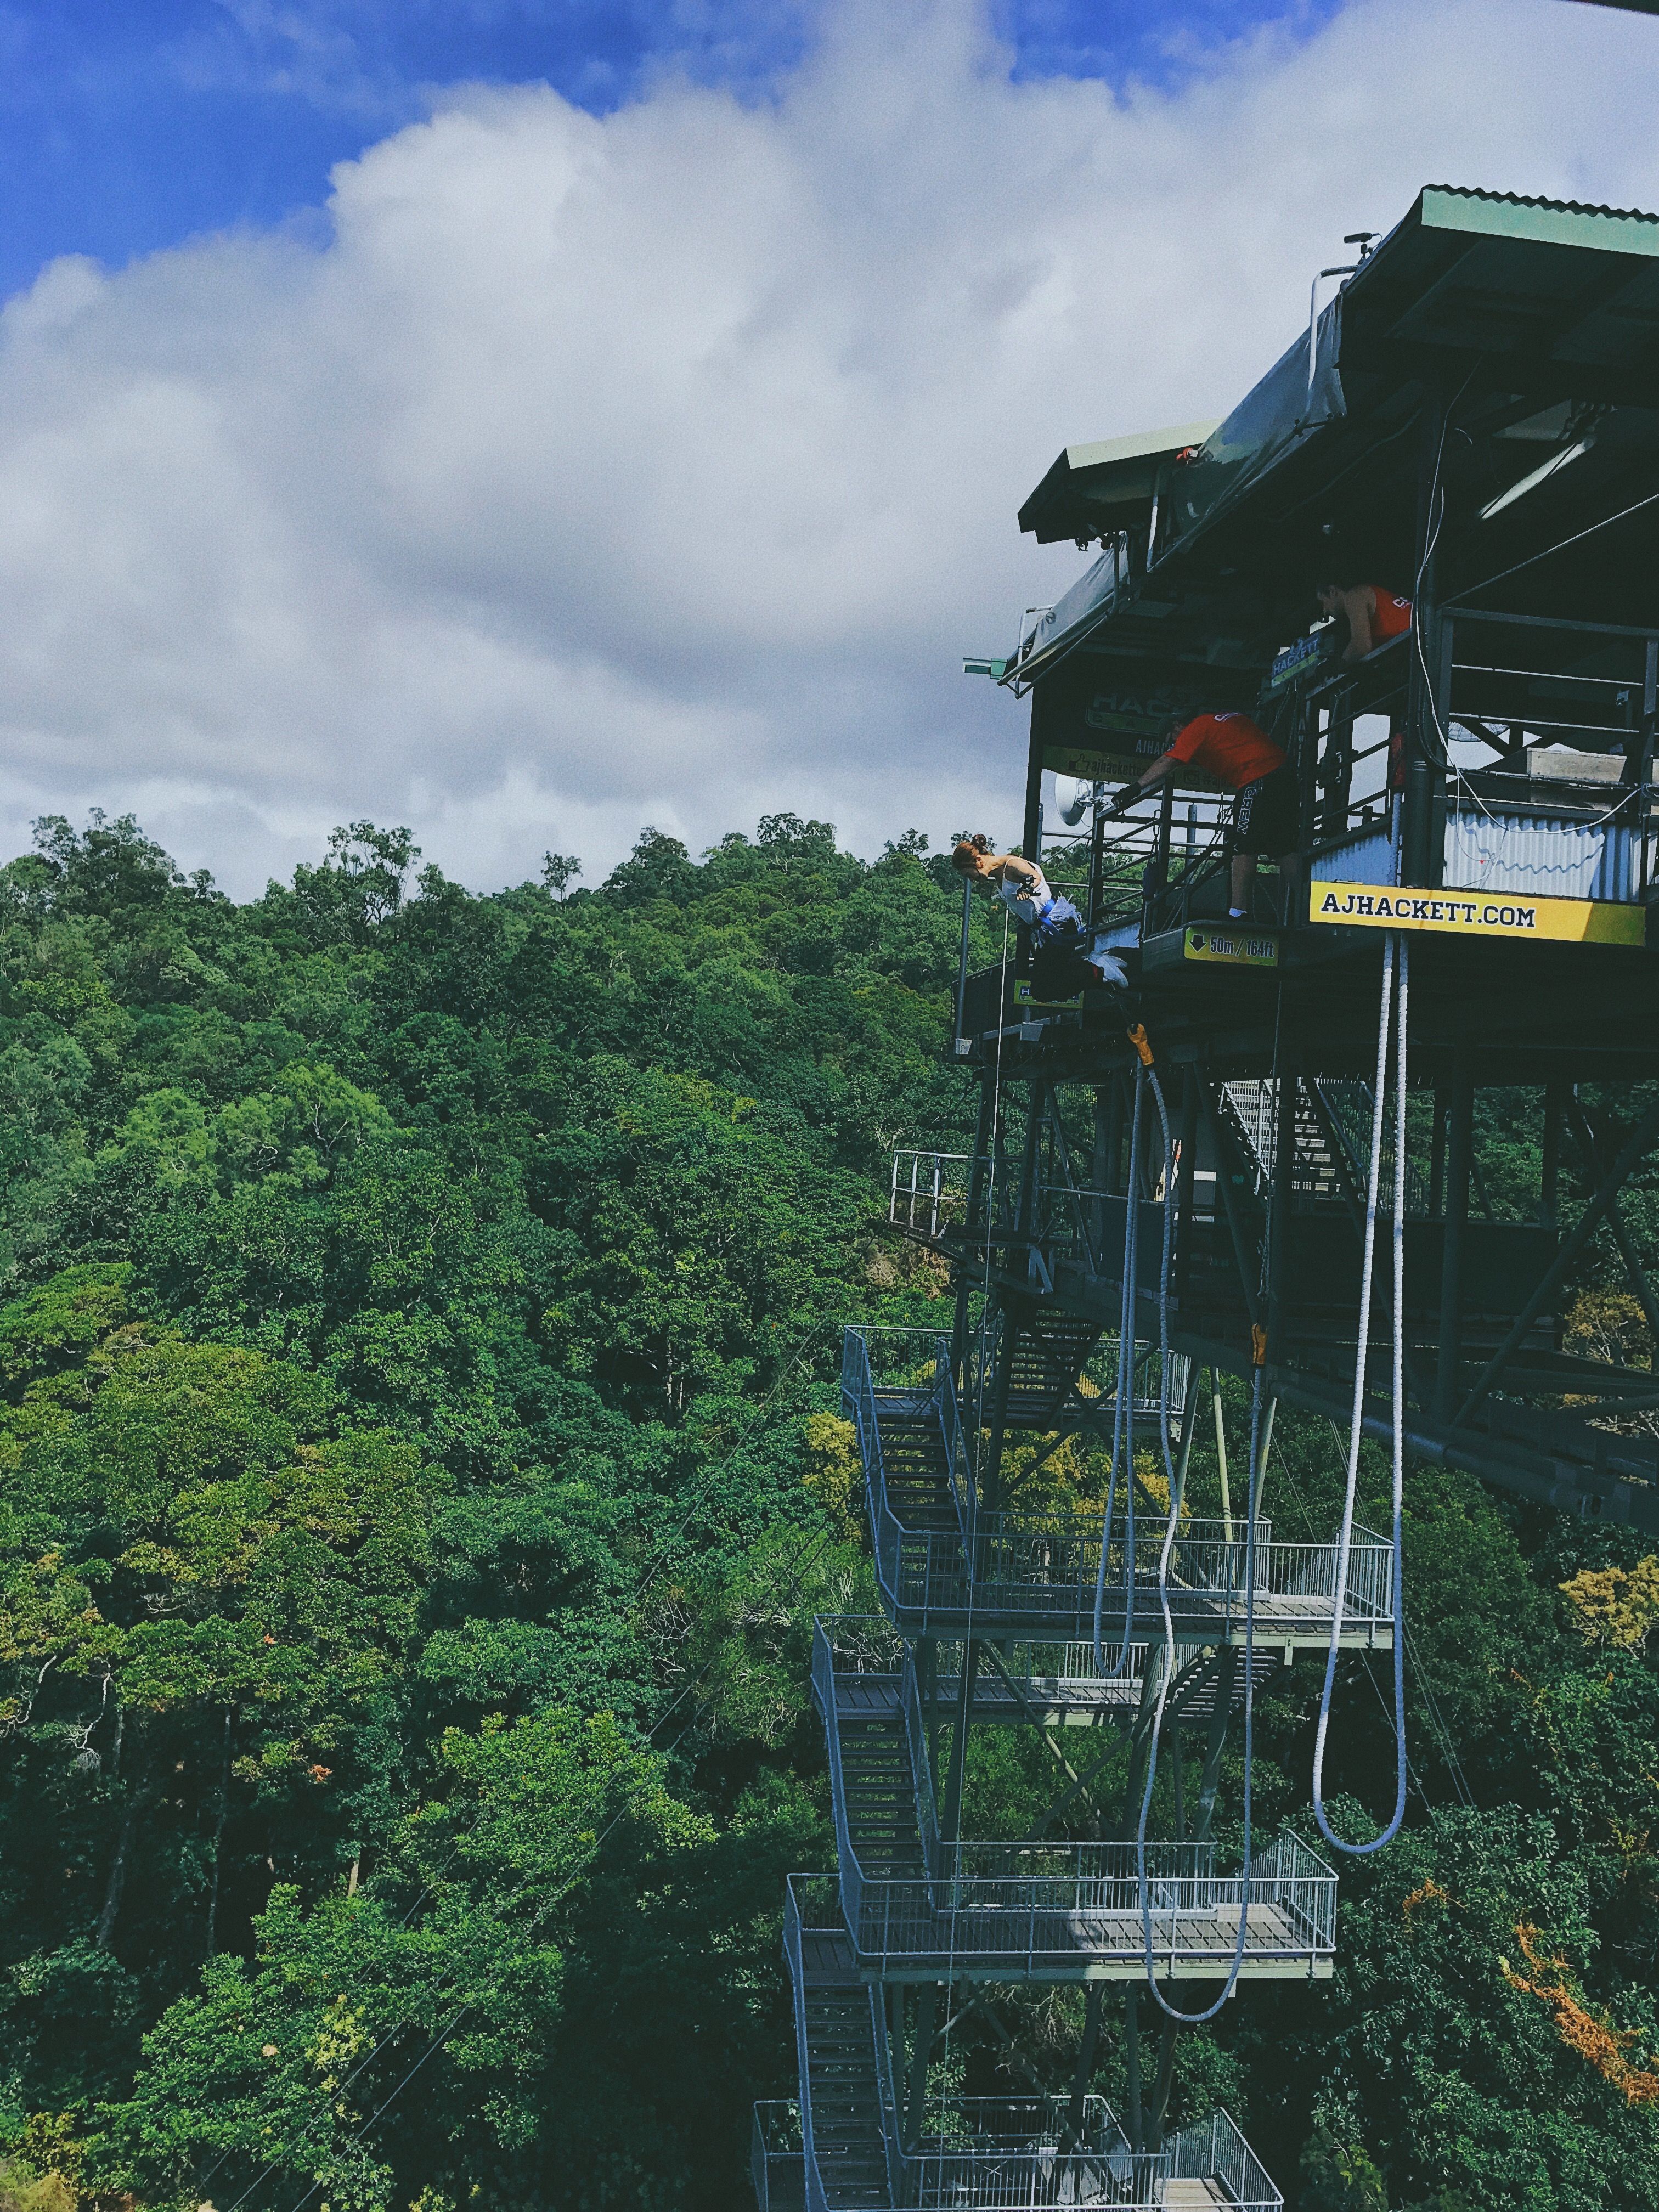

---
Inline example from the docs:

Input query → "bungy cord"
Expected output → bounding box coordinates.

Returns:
[1311,930,1409,1854]
[1133,1068,1266,2022]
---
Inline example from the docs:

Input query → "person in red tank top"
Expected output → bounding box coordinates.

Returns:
[1104,708,1297,922]
[1317,578,1412,662]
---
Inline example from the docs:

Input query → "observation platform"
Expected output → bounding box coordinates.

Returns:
[934,190,1659,1538]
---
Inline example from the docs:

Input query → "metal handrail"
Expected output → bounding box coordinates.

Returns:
[812,1617,942,1893]
[899,1642,944,1875]
[890,1149,985,1235]
[749,2103,804,2212]
[781,1885,832,2212]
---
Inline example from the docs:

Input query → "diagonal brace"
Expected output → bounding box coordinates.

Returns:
[1455,1092,1659,1430]
[978,1641,1089,1795]
[1566,1100,1659,1353]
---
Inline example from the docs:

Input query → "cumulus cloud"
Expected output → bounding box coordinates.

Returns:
[2,0,1657,893]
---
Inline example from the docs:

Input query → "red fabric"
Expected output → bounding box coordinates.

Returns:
[1366,586,1412,642]
[1166,711,1286,792]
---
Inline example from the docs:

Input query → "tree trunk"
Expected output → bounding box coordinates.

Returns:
[205,1707,235,1960]
[98,1729,152,1950]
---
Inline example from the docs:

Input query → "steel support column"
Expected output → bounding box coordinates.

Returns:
[1192,1651,1238,1841]
[1435,1042,1474,1424]
[1065,1986,1105,2146]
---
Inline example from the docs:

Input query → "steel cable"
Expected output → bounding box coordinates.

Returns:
[1093,1066,1144,1678]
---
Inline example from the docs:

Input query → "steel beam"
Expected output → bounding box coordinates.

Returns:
[1567,1099,1659,1352]
[1455,1092,1659,1430]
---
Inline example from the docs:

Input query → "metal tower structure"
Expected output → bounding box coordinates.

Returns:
[751,184,1659,2209]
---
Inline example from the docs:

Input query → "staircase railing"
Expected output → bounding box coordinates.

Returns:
[842,1328,959,1633]
[898,1643,944,1878]
[782,1882,834,2212]
[934,1345,980,1558]
[749,2103,805,2212]
[840,1832,1336,1978]
[811,1621,870,1950]
[1316,1078,1432,1217]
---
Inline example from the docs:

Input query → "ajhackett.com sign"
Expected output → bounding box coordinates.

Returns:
[1308,882,1646,947]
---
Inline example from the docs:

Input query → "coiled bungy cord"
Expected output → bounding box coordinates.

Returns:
[1136,1364,1267,2025]
[1128,1057,1265,2022]
[1311,929,1410,1854]
[1093,1065,1146,1678]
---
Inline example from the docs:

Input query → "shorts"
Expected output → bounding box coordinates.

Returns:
[1229,764,1299,859]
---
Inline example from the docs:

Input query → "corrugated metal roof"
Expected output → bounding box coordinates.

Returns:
[1060,421,1221,473]
[1419,184,1659,257]
[1424,183,1659,225]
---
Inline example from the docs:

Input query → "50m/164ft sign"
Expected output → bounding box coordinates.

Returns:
[1308,882,1646,947]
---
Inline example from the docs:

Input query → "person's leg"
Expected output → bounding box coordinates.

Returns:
[1085,939,1128,989]
[1228,777,1261,917]
[1229,849,1256,916]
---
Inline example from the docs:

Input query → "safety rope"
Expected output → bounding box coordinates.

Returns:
[1092,1064,1144,1678]
[935,898,1012,2159]
[1311,928,1409,1854]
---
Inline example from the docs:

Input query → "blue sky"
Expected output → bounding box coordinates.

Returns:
[1,0,1647,893]
[0,0,1338,302]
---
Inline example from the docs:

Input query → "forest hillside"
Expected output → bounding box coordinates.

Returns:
[2,811,1658,2212]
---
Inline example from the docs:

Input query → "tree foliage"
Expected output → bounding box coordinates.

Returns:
[0,810,1656,2211]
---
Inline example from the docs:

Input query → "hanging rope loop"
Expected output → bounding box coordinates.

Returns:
[1311,932,1410,1855]
[1134,1043,1267,2024]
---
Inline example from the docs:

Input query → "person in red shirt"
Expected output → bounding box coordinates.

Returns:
[1106,709,1296,922]
[1317,578,1412,661]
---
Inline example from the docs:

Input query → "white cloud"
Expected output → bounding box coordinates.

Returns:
[2,0,1657,894]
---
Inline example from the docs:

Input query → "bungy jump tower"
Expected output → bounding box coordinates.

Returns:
[752,185,1659,2209]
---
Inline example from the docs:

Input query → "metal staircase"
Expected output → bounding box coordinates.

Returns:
[1165,1645,1283,1726]
[776,1880,1284,2210]
[813,1621,1335,1985]
[832,1695,928,1881]
[995,1312,1104,1425]
[843,1329,1394,1649]
[867,1404,959,1542]
[1222,1077,1433,1214]
[796,1955,889,2205]
[753,1331,1296,2209]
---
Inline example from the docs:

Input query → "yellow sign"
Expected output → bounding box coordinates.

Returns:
[1184,926,1279,967]
[1308,882,1646,946]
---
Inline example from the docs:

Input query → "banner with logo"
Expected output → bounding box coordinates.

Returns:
[1308,882,1645,946]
